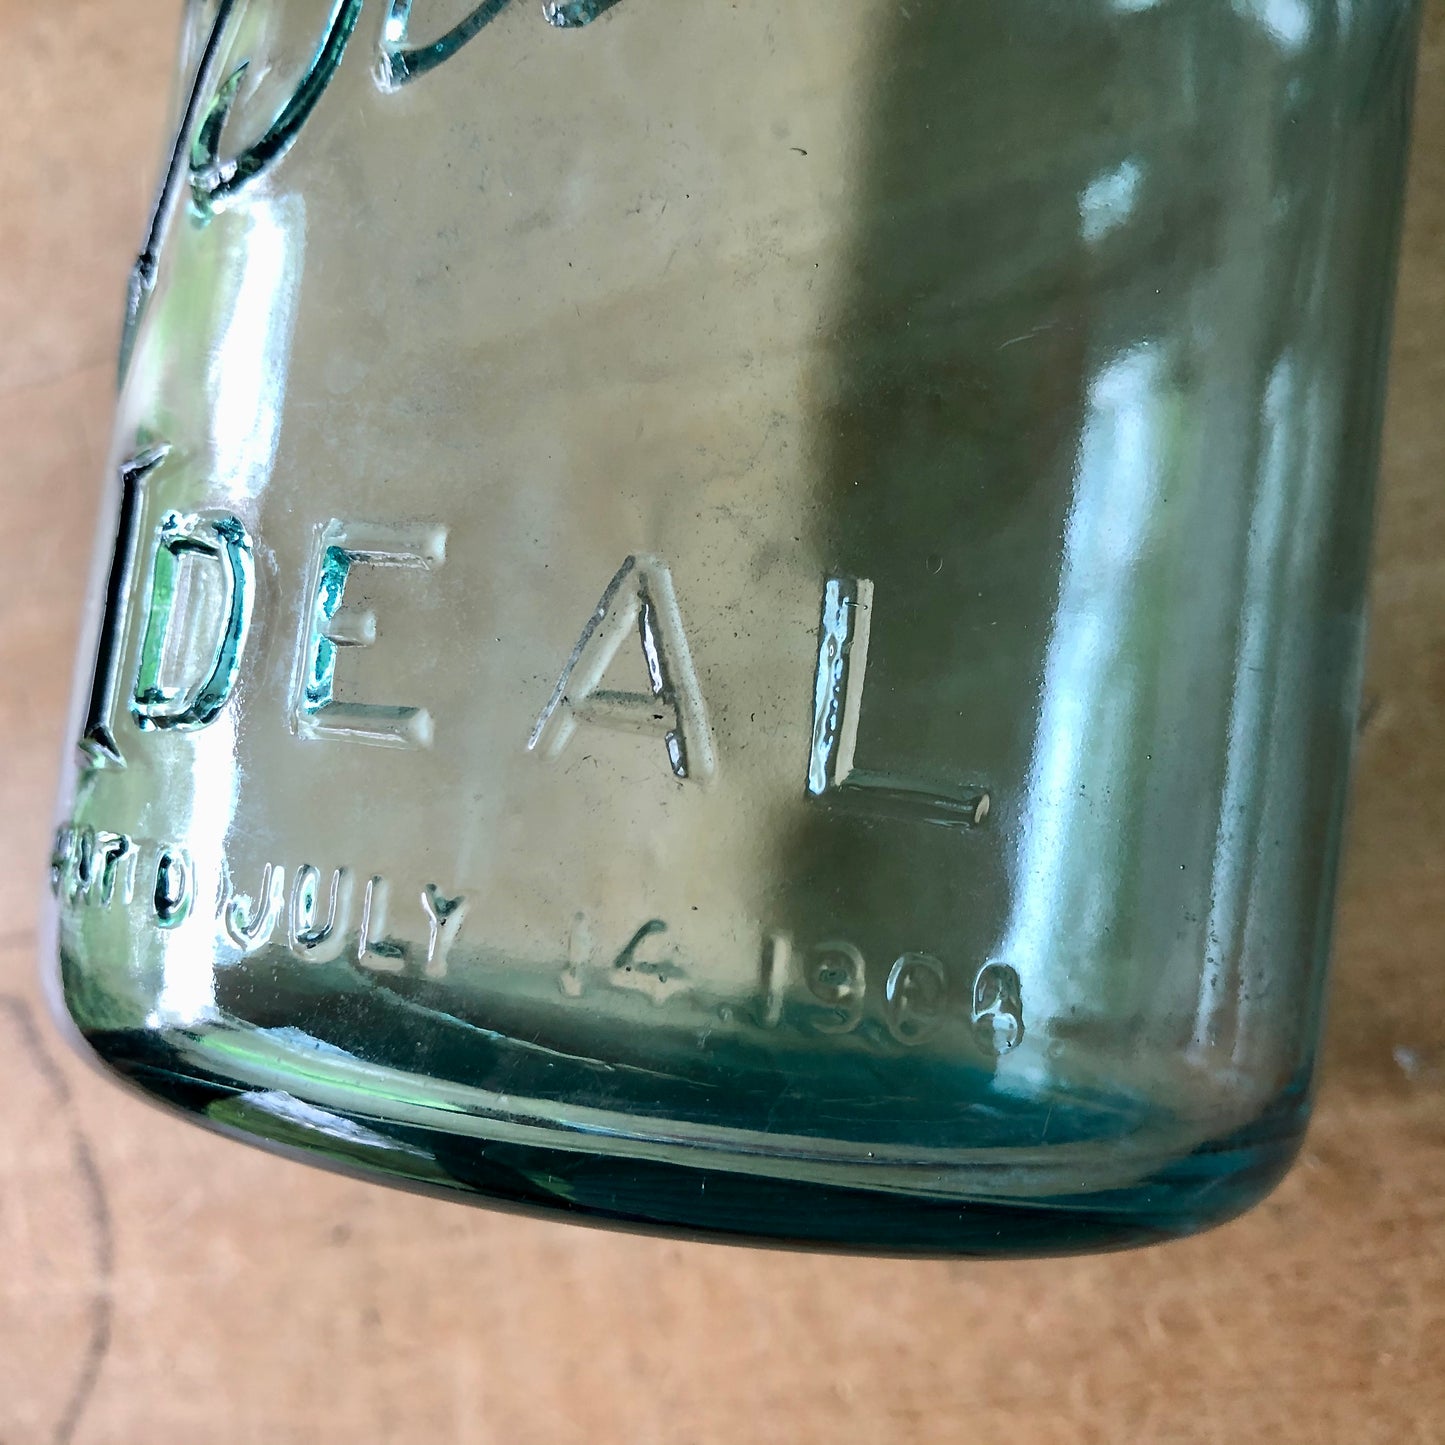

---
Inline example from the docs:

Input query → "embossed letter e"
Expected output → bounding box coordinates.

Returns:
[295,521,447,749]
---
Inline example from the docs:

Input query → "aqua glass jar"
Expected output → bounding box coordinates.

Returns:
[47,0,1422,1253]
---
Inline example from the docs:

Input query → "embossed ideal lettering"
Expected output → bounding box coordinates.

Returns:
[807,575,992,830]
[288,865,354,963]
[529,555,714,782]
[808,576,873,797]
[295,520,447,749]
[80,447,169,768]
[131,511,254,733]
[224,862,286,953]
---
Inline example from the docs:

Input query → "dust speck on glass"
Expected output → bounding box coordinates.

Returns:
[50,0,1421,1254]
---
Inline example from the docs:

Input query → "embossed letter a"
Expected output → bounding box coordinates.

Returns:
[528,555,714,782]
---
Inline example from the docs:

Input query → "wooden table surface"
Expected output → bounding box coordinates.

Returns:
[2,4,1442,1442]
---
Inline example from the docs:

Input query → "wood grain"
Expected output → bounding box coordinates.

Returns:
[1,3,1441,1441]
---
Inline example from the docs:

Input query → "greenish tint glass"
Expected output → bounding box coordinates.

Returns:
[48,0,1419,1253]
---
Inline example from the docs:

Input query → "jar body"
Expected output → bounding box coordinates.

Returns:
[49,0,1419,1252]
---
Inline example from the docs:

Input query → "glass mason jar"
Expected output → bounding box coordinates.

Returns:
[47,0,1420,1254]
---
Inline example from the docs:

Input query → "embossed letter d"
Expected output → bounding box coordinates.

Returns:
[131,511,255,733]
